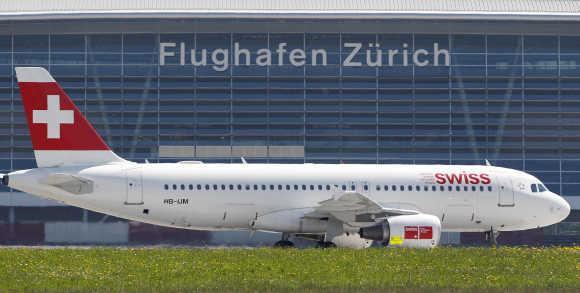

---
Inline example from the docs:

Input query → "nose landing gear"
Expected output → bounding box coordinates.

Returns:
[485,228,501,247]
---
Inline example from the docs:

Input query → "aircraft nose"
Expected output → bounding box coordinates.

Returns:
[549,193,570,223]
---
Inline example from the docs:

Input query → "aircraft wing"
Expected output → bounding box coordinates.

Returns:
[305,191,419,227]
[39,173,93,195]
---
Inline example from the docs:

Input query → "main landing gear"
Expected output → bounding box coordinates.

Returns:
[273,232,295,248]
[315,241,337,248]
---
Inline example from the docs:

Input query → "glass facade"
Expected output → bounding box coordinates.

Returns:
[1,18,580,198]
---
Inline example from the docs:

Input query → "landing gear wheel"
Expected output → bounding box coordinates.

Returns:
[315,241,337,249]
[273,240,295,248]
[485,228,500,247]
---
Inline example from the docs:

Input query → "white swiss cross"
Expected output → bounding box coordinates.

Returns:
[32,95,74,139]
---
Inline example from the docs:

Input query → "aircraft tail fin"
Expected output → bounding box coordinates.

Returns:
[15,67,126,168]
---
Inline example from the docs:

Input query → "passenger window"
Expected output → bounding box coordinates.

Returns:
[205,184,210,190]
[164,184,169,190]
[278,185,282,190]
[384,185,389,191]
[487,186,492,192]
[237,184,242,190]
[246,184,251,190]
[471,186,476,192]
[221,184,225,190]
[448,186,453,192]
[319,185,323,190]
[310,185,315,190]
[408,185,412,191]
[197,184,202,190]
[286,185,290,190]
[351,185,355,191]
[456,186,460,192]
[400,185,405,191]
[172,184,177,190]
[213,184,218,190]
[293,185,298,190]
[341,185,347,191]
[463,186,468,192]
[480,186,485,192]
[415,185,420,191]
[392,185,397,191]
[261,185,266,191]
[376,185,381,191]
[531,184,538,193]
[270,185,274,190]
[440,186,444,191]
[302,185,306,190]
[189,184,194,190]
[229,184,234,190]
[432,186,436,191]
[254,184,258,190]
[180,184,185,190]
[424,186,428,191]
[364,185,369,191]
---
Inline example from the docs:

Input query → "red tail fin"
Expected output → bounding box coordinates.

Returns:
[16,67,125,167]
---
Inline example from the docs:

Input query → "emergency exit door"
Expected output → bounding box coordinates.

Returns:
[125,169,143,205]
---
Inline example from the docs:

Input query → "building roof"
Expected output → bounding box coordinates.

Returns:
[1,0,580,21]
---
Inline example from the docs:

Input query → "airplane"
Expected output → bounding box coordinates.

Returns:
[0,67,571,248]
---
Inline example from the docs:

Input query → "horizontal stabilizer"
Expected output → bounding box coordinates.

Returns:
[40,173,93,195]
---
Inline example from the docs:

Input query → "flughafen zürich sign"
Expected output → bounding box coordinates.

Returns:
[159,42,451,71]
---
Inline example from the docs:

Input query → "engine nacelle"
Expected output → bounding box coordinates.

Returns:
[330,233,373,249]
[359,214,441,248]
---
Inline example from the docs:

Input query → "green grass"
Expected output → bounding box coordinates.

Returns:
[0,247,577,292]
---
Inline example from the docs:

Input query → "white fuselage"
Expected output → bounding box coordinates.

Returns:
[6,162,570,234]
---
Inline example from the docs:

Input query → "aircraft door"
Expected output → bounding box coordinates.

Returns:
[125,168,143,205]
[497,175,515,207]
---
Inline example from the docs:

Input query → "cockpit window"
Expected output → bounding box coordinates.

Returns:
[538,184,547,192]
[531,183,548,193]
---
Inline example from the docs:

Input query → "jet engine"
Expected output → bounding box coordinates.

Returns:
[330,232,373,249]
[359,214,441,248]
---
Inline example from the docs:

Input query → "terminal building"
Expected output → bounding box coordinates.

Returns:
[0,0,578,245]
